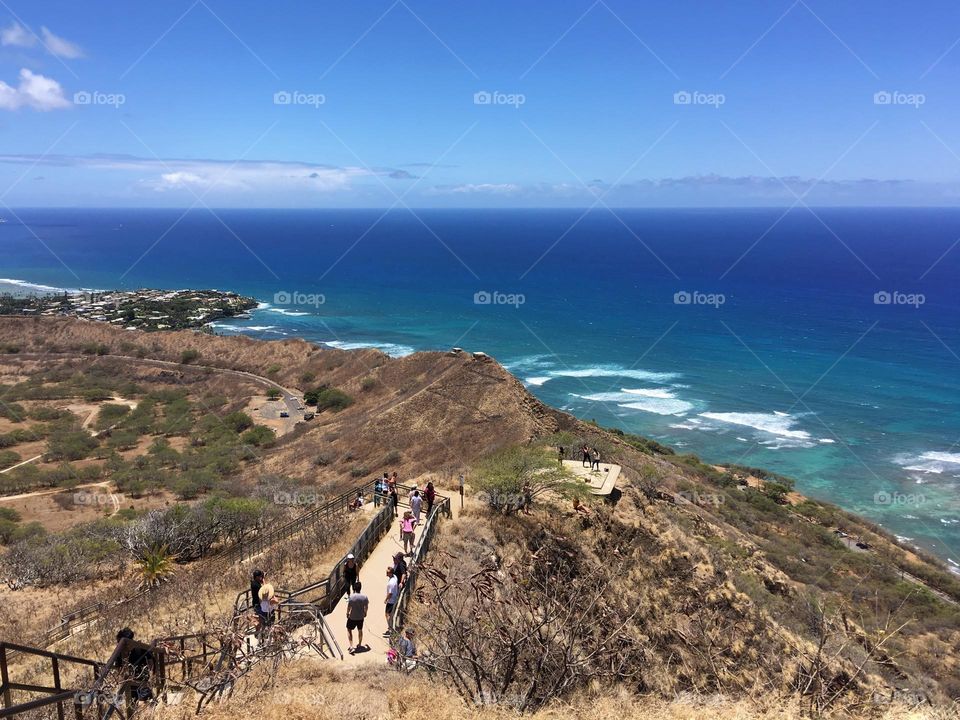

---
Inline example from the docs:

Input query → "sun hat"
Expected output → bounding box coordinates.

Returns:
[258,583,276,601]
[346,553,355,560]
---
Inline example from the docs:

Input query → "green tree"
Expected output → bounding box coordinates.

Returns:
[473,445,584,513]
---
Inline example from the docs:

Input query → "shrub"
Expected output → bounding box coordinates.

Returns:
[180,349,200,364]
[0,450,19,470]
[266,364,281,375]
[46,428,98,461]
[223,411,254,433]
[241,425,276,448]
[350,466,369,478]
[360,376,377,392]
[266,388,282,401]
[313,388,353,413]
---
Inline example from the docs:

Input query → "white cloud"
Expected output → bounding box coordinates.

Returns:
[40,26,83,58]
[1,21,35,48]
[433,183,522,195]
[0,23,83,58]
[0,68,71,111]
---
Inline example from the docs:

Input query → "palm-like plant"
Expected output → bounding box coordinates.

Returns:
[136,544,177,588]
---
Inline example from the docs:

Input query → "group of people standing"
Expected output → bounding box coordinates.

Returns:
[559,444,602,471]
[372,471,438,522]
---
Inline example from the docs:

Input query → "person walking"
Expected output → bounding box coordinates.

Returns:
[258,583,280,635]
[424,482,436,516]
[345,581,369,653]
[400,510,418,554]
[384,566,399,635]
[592,448,600,472]
[558,445,565,465]
[581,445,590,468]
[521,481,533,516]
[373,477,382,507]
[389,485,399,517]
[410,489,423,522]
[343,553,359,599]
[393,551,408,589]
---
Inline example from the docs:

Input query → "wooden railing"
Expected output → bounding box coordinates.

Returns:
[44,482,377,648]
[0,641,102,720]
[390,494,452,630]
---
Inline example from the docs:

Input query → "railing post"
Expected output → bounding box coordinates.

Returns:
[0,644,11,710]
[52,656,64,720]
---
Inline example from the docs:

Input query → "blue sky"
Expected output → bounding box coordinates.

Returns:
[1,0,960,207]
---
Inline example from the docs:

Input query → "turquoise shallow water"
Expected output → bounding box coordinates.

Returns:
[2,207,959,567]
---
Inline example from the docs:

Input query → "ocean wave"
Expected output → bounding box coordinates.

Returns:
[267,308,311,317]
[894,451,960,475]
[0,277,86,294]
[524,376,551,386]
[208,323,285,335]
[548,365,680,383]
[323,340,414,357]
[571,389,693,416]
[503,354,554,373]
[699,411,817,448]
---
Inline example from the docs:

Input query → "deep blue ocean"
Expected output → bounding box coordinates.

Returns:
[2,207,959,567]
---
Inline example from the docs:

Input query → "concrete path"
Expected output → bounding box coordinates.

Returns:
[327,505,408,666]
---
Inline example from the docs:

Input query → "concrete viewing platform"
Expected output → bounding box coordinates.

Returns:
[562,459,620,496]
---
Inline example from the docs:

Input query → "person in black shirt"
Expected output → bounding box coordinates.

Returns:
[392,551,408,588]
[343,554,359,599]
[114,628,154,702]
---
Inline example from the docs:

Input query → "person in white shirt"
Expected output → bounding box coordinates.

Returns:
[383,566,399,635]
[410,490,423,522]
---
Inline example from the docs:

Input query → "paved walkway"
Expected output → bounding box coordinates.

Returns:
[327,503,408,666]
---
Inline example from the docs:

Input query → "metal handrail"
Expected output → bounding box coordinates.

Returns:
[390,495,451,630]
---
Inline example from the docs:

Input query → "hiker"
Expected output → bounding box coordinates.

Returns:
[400,510,418,554]
[410,489,423,522]
[114,628,155,701]
[394,627,418,670]
[343,553,359,598]
[558,445,565,465]
[350,490,365,511]
[384,566,399,635]
[389,485,399,517]
[573,496,591,516]
[250,569,265,619]
[391,471,400,489]
[346,581,369,653]
[384,472,394,494]
[521,482,533,516]
[258,583,280,631]
[591,448,600,471]
[581,445,590,467]
[373,477,382,507]
[424,482,436,516]
[393,551,408,589]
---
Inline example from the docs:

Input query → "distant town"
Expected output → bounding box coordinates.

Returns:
[0,288,258,331]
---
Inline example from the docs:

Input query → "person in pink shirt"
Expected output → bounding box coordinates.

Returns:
[399,510,418,554]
